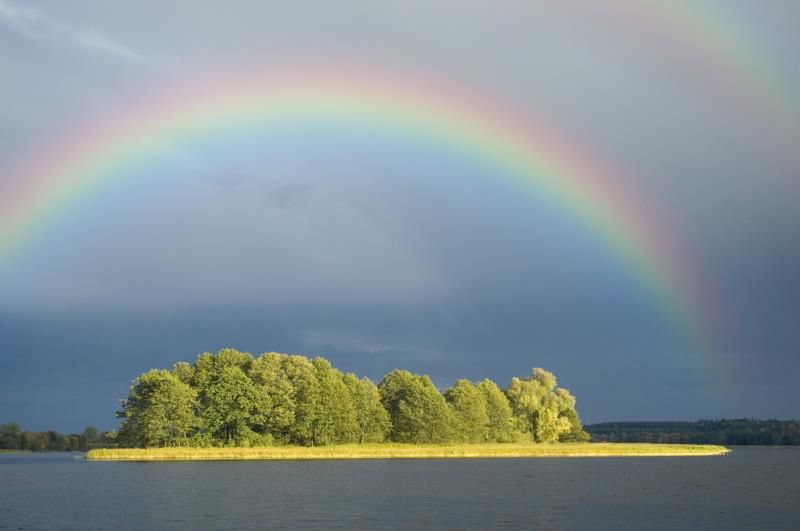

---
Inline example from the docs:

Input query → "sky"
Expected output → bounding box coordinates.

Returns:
[0,0,798,432]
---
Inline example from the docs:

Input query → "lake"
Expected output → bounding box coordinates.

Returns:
[1,447,798,530]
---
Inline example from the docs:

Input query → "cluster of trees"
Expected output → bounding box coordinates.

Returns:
[0,423,109,452]
[116,348,589,448]
[587,419,800,445]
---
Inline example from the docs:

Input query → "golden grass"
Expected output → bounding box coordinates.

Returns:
[87,442,729,461]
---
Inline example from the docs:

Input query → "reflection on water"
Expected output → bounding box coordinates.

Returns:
[0,447,798,530]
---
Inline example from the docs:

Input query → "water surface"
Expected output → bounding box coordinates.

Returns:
[1,447,797,530]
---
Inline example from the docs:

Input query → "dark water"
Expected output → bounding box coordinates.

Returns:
[1,447,798,530]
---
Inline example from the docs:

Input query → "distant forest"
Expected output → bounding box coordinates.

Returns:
[0,424,113,452]
[586,420,800,445]
[112,349,589,448]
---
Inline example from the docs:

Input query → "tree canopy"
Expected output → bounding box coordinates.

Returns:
[587,419,800,445]
[0,423,110,452]
[114,349,589,447]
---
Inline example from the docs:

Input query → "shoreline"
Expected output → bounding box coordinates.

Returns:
[87,443,730,461]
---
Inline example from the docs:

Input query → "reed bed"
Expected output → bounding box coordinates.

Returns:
[87,443,729,461]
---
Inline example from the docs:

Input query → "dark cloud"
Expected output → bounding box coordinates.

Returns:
[1,0,798,430]
[3,301,797,433]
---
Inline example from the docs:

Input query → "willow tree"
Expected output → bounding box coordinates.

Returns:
[505,368,573,443]
[555,387,590,442]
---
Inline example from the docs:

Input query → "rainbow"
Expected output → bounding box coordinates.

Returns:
[601,0,800,148]
[0,64,721,367]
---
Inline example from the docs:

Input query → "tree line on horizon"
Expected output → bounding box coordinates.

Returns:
[0,424,110,452]
[586,419,800,445]
[114,348,589,448]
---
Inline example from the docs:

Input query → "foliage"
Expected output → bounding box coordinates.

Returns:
[444,380,489,443]
[379,370,453,443]
[0,423,112,452]
[280,355,320,445]
[343,374,391,443]
[113,348,589,448]
[586,419,800,445]
[249,353,296,441]
[197,363,268,444]
[311,357,358,445]
[477,379,517,442]
[117,369,199,447]
[506,368,584,442]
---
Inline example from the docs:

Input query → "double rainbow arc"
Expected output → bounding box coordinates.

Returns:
[606,0,800,147]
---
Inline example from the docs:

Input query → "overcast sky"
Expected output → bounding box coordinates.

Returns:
[1,0,798,432]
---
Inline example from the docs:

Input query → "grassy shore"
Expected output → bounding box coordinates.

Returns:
[87,442,729,461]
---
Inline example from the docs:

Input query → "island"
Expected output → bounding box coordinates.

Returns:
[87,348,729,460]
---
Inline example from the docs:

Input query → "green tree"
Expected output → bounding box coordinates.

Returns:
[505,368,572,442]
[82,426,99,442]
[192,349,269,444]
[0,423,21,449]
[281,355,320,445]
[22,432,44,451]
[379,370,452,443]
[172,361,195,385]
[199,365,269,444]
[250,352,296,441]
[193,348,254,384]
[558,408,590,442]
[477,379,517,442]
[110,348,594,449]
[444,380,489,443]
[311,358,358,445]
[343,374,391,443]
[554,387,589,442]
[117,369,199,447]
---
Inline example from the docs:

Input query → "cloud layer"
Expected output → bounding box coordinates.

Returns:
[0,0,798,431]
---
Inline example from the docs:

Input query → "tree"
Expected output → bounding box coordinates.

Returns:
[310,358,358,445]
[558,408,590,442]
[505,368,572,443]
[477,379,517,442]
[192,348,254,389]
[250,352,296,442]
[280,355,320,445]
[0,423,21,449]
[82,426,99,447]
[172,361,195,385]
[379,370,418,442]
[554,387,589,442]
[343,374,391,443]
[379,370,452,443]
[444,380,489,443]
[110,349,593,449]
[22,431,44,451]
[117,369,198,447]
[195,358,270,444]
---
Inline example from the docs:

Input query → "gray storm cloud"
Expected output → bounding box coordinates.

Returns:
[0,0,798,431]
